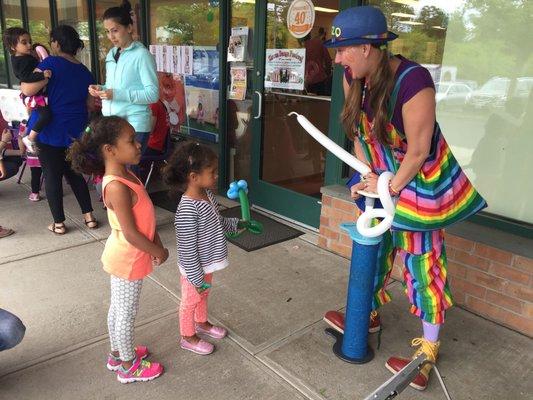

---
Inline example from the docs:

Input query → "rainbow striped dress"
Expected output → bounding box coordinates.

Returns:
[357,66,487,231]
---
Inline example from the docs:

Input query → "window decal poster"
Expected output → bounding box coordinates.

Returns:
[264,49,306,90]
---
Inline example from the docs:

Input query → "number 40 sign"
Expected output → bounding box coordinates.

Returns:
[287,0,316,39]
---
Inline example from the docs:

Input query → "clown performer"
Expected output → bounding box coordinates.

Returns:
[319,6,486,391]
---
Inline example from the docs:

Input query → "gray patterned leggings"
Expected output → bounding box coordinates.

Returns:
[107,276,143,361]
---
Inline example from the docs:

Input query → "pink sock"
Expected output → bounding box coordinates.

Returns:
[422,320,441,342]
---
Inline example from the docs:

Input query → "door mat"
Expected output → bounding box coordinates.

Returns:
[220,207,304,252]
[149,190,181,213]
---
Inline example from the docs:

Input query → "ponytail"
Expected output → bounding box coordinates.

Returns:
[50,25,84,56]
[103,0,134,27]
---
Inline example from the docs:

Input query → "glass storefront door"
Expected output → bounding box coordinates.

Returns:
[249,0,339,228]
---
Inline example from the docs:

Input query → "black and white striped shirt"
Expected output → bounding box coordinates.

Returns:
[175,190,239,287]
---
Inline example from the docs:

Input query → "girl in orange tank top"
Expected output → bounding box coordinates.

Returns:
[68,115,168,383]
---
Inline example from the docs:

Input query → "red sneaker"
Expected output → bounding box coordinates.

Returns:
[323,310,381,334]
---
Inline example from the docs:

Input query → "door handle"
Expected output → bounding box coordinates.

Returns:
[254,90,262,119]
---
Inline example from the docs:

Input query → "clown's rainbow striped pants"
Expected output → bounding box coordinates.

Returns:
[371,229,453,324]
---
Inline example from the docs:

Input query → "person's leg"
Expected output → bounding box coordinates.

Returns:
[62,155,94,218]
[179,275,215,354]
[110,276,163,382]
[194,274,213,324]
[400,230,452,325]
[29,106,52,137]
[38,143,66,223]
[179,276,201,339]
[110,276,143,367]
[0,309,26,352]
[194,275,227,339]
[30,167,42,194]
[106,276,151,372]
[371,230,396,311]
[386,230,451,391]
[107,277,119,356]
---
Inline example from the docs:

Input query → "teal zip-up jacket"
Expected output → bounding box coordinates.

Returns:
[102,41,158,132]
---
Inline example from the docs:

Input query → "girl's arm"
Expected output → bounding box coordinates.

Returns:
[175,205,205,287]
[112,52,159,105]
[210,192,239,233]
[152,231,169,266]
[105,180,166,259]
[20,68,48,96]
[220,216,239,233]
[390,87,435,191]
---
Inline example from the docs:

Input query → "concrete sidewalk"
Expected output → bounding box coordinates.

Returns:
[1,176,532,400]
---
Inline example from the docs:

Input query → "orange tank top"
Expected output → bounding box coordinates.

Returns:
[101,173,156,280]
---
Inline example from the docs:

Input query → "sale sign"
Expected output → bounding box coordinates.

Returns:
[286,0,315,39]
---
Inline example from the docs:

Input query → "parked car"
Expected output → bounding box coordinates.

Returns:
[435,82,473,108]
[468,77,533,110]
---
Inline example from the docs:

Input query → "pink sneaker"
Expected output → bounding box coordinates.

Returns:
[106,345,149,371]
[196,324,227,339]
[116,357,163,384]
[28,193,41,202]
[180,338,214,355]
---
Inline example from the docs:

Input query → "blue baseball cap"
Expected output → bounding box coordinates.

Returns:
[324,6,398,48]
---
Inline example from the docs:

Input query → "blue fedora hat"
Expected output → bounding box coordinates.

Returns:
[324,6,398,48]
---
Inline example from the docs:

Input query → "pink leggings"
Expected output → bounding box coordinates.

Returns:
[179,274,213,337]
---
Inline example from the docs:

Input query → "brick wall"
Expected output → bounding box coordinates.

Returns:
[319,191,533,338]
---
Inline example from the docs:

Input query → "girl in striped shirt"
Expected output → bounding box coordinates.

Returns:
[163,142,244,355]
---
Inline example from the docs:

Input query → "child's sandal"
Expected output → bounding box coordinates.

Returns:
[48,222,66,235]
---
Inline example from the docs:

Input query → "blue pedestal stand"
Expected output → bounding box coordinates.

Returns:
[326,222,383,364]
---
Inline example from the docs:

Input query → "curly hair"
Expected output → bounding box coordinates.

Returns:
[68,116,130,176]
[162,142,217,192]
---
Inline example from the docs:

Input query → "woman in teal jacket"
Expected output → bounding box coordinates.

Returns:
[89,1,158,160]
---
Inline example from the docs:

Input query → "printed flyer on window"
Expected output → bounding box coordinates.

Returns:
[264,48,306,91]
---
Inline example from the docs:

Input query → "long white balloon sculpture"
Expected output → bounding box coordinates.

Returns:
[289,112,396,237]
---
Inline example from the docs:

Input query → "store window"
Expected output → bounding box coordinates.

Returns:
[2,0,23,87]
[27,0,51,50]
[56,0,93,71]
[368,0,533,224]
[149,1,221,150]
[95,0,142,81]
[3,0,22,28]
[228,0,255,183]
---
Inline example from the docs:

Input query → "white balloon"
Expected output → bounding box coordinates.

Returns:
[290,112,396,238]
[288,112,372,176]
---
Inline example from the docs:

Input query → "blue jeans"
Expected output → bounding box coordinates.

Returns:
[131,131,149,176]
[0,309,26,351]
